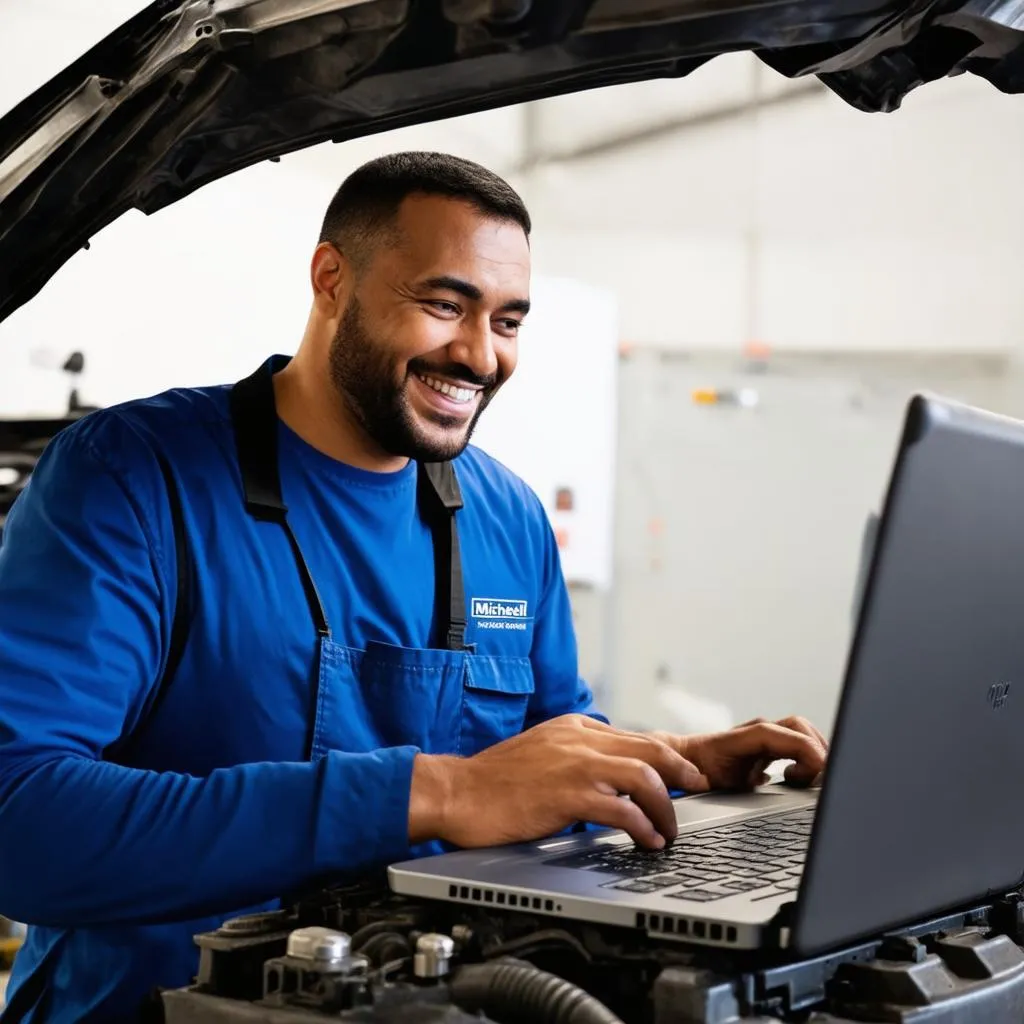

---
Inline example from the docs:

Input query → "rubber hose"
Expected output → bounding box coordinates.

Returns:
[351,920,411,950]
[358,931,410,966]
[450,960,625,1024]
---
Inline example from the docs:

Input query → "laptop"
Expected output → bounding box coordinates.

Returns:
[389,394,1024,956]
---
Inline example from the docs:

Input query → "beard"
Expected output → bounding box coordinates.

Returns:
[328,299,498,463]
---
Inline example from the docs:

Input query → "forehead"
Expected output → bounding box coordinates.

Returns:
[378,194,530,294]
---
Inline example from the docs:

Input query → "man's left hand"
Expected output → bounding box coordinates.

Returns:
[648,716,828,793]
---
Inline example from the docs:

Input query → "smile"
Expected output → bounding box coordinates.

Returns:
[417,374,478,405]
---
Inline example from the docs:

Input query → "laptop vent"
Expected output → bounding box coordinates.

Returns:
[636,912,738,945]
[447,884,561,914]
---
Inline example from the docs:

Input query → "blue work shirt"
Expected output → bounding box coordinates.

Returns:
[0,359,601,1021]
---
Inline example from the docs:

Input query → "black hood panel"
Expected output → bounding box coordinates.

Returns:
[1,0,1023,326]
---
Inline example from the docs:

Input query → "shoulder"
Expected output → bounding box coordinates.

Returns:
[46,383,232,483]
[73,384,230,460]
[20,384,235,566]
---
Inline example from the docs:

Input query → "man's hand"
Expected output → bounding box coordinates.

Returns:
[650,716,828,791]
[408,714,829,854]
[409,715,705,851]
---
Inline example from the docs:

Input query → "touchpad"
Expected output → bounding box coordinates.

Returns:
[674,787,816,829]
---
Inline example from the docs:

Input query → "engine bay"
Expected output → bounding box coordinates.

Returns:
[149,877,1024,1023]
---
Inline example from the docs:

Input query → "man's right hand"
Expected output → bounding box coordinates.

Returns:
[408,715,709,850]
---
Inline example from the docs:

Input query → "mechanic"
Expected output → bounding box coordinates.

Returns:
[0,151,827,1022]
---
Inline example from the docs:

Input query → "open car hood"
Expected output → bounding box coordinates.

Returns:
[1,0,1023,327]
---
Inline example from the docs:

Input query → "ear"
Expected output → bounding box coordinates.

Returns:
[310,241,351,313]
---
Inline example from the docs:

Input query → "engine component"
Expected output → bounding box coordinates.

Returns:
[285,927,355,966]
[156,884,1024,1023]
[451,959,626,1023]
[414,934,456,980]
[261,926,372,1014]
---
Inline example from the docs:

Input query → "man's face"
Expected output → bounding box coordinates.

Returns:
[328,194,531,463]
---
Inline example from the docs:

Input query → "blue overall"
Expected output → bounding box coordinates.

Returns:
[0,357,603,1021]
[228,360,503,766]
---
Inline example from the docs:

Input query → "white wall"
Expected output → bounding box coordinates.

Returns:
[610,351,1024,735]
[0,0,143,112]
[522,68,1024,354]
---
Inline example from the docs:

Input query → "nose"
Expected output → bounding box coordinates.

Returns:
[449,318,499,381]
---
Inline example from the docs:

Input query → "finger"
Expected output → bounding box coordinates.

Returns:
[736,717,827,787]
[776,715,829,753]
[746,758,771,789]
[774,719,828,783]
[740,716,830,761]
[783,761,818,787]
[594,755,680,844]
[726,722,827,777]
[584,793,667,849]
[586,731,707,792]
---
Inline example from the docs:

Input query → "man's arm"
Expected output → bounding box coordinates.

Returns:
[0,419,416,928]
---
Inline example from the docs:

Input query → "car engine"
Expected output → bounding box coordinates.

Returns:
[149,877,1024,1023]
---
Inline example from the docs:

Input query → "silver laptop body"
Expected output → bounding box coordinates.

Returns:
[390,784,815,950]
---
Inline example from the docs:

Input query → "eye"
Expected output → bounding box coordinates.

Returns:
[426,300,460,316]
[495,318,523,336]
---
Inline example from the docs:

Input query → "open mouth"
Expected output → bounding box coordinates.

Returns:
[416,373,479,406]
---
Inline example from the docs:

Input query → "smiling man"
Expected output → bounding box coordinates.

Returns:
[304,174,530,467]
[0,152,826,1022]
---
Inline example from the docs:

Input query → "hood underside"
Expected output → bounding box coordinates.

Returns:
[1,0,1023,327]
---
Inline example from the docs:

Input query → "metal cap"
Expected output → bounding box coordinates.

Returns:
[414,933,455,979]
[286,927,352,966]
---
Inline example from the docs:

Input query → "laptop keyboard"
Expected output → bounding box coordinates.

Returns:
[544,808,814,904]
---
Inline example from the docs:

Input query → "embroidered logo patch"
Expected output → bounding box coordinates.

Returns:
[471,598,530,631]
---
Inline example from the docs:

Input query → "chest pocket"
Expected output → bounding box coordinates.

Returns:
[459,655,535,756]
[316,641,534,759]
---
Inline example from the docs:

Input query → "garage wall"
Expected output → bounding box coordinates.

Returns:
[607,350,1023,735]
[264,57,1024,356]
[0,0,142,112]
[522,65,1024,354]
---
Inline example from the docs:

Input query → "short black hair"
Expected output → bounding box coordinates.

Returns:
[318,151,531,267]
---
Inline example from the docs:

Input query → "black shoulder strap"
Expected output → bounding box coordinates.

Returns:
[229,365,290,524]
[229,365,330,637]
[417,461,468,651]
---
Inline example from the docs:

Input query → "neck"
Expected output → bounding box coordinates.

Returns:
[272,349,410,474]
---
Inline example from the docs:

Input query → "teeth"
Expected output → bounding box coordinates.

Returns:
[419,374,475,404]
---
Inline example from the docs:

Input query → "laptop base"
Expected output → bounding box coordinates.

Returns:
[389,786,818,952]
